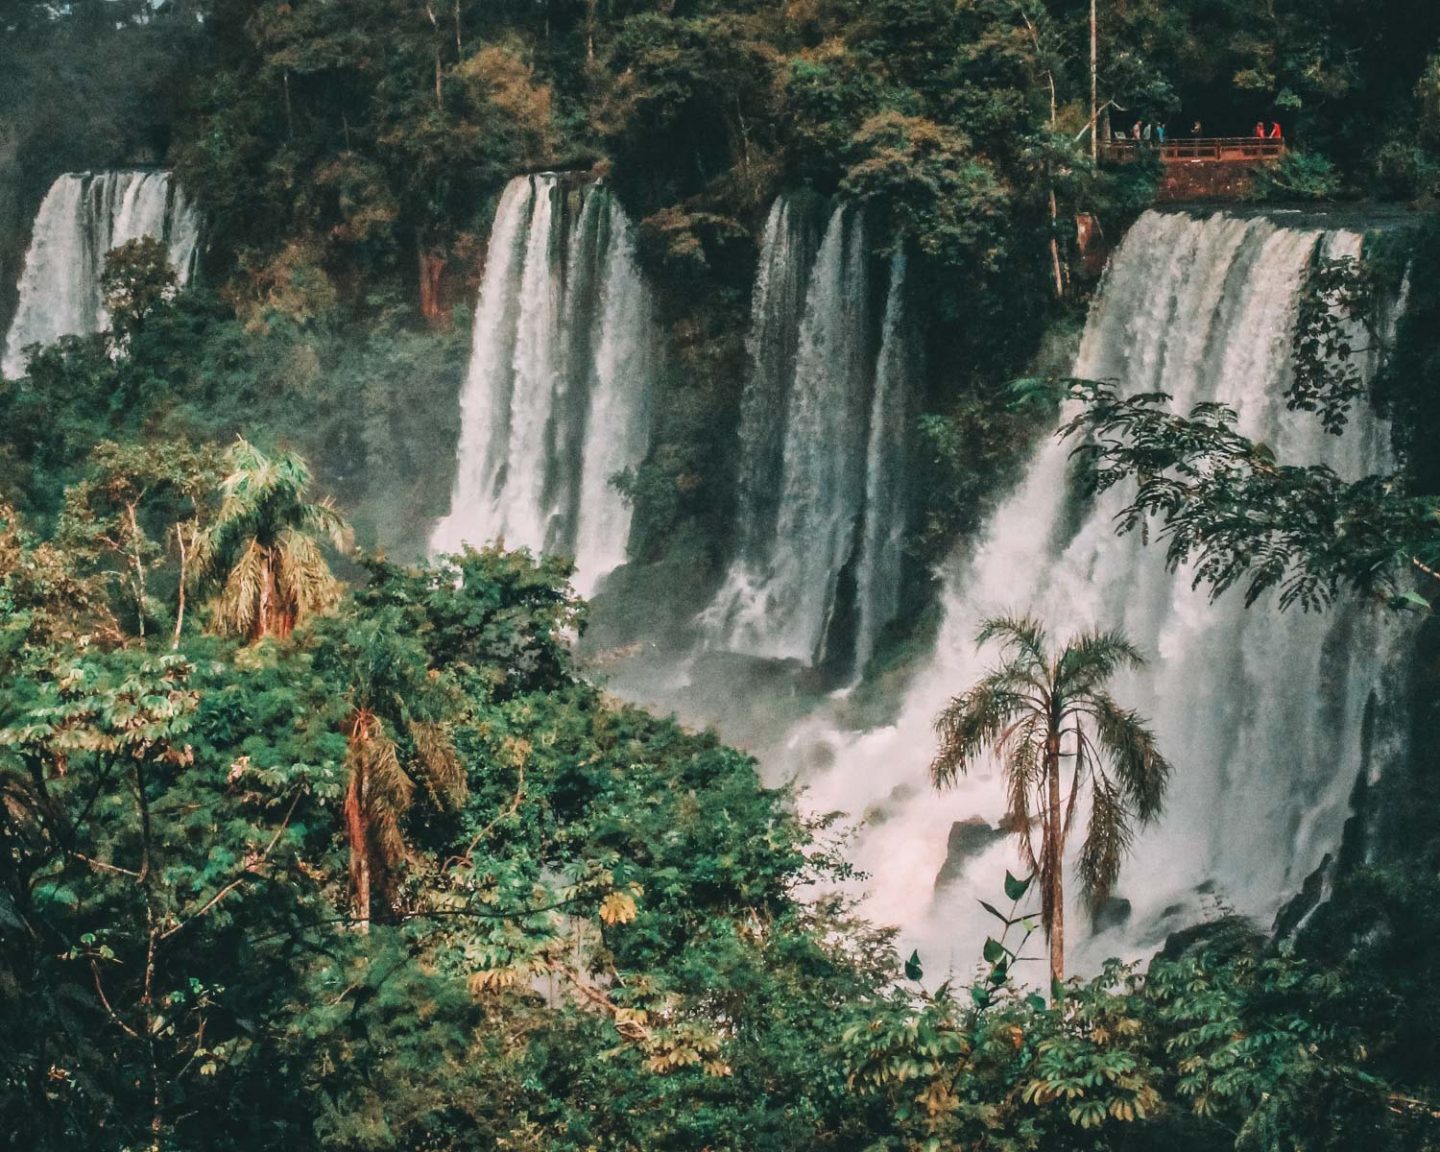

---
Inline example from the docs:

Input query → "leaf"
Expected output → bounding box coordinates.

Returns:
[904,950,924,982]
[599,891,638,925]
[1004,870,1031,902]
[982,937,1005,965]
[1026,993,1047,1012]
[970,984,991,1008]
[978,900,1011,924]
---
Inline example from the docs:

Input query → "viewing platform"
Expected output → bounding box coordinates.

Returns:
[1101,137,1289,202]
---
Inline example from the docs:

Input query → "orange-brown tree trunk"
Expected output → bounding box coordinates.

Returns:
[344,716,372,933]
[1045,732,1065,992]
[419,249,447,325]
[253,548,296,641]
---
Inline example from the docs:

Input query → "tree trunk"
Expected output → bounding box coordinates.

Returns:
[425,3,444,110]
[254,547,296,641]
[1045,732,1065,991]
[253,550,273,642]
[172,524,188,650]
[344,748,371,934]
[1048,188,1066,301]
[419,247,447,324]
[1090,0,1098,163]
[126,501,147,638]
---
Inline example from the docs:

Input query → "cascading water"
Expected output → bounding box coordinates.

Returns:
[431,174,658,596]
[705,200,913,674]
[854,250,913,674]
[3,170,201,378]
[730,196,819,559]
[789,209,1405,977]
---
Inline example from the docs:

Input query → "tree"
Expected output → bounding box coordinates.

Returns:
[930,615,1171,986]
[193,439,350,641]
[100,237,180,352]
[314,607,466,931]
[56,440,218,643]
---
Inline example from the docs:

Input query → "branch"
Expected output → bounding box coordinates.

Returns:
[159,789,303,941]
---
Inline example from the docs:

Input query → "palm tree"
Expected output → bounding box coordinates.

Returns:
[930,615,1171,987]
[193,439,350,641]
[320,612,466,931]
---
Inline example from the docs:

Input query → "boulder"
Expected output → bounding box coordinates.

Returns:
[933,817,1006,891]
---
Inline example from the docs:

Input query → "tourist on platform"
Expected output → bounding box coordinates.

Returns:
[1269,121,1283,139]
[1142,122,1152,143]
[1254,121,1267,138]
[1156,123,1167,144]
[1132,121,1143,140]
[1191,120,1204,136]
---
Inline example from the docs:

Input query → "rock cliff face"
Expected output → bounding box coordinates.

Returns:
[1158,158,1269,201]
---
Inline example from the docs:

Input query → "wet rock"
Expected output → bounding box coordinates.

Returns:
[1159,916,1264,962]
[862,782,919,828]
[1092,896,1132,933]
[1273,853,1332,940]
[933,817,1006,891]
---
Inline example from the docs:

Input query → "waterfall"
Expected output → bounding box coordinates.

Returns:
[731,197,818,559]
[431,175,658,596]
[3,171,201,378]
[790,210,1404,976]
[854,250,913,673]
[705,201,912,673]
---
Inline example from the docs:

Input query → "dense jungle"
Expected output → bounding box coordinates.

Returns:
[7,1,1440,1150]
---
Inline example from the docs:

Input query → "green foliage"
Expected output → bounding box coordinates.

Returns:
[1289,253,1386,433]
[0,466,896,1149]
[841,111,1009,270]
[1062,380,1438,611]
[100,236,180,349]
[1251,149,1342,202]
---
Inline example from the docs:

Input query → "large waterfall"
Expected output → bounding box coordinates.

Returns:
[3,171,201,378]
[704,199,914,675]
[431,174,658,596]
[790,210,1404,976]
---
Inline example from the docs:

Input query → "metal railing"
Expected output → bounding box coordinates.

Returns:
[1101,137,1288,163]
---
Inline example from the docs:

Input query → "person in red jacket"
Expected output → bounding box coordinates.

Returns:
[1269,121,1283,139]
[1254,121,1267,138]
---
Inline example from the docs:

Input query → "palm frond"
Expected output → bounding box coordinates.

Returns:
[298,497,353,552]
[408,719,466,809]
[1086,692,1172,822]
[193,440,351,641]
[209,538,265,637]
[1058,627,1145,697]
[1076,775,1134,908]
[976,614,1050,673]
[277,529,340,622]
[347,710,414,868]
[1003,712,1045,871]
[930,677,1030,788]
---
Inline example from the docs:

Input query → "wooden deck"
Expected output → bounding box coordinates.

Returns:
[1101,137,1288,201]
[1101,137,1288,164]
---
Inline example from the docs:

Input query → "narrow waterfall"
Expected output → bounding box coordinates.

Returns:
[792,210,1403,976]
[3,170,201,377]
[431,174,657,596]
[731,197,819,558]
[705,202,912,674]
[854,250,913,674]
